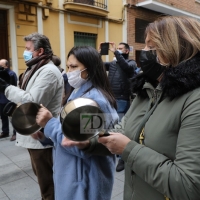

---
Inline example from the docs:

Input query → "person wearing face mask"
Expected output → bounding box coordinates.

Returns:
[34,46,119,200]
[98,42,138,172]
[99,42,138,116]
[0,33,63,200]
[98,16,200,200]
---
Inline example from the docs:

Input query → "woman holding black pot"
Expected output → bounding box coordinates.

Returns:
[98,16,200,200]
[36,46,119,200]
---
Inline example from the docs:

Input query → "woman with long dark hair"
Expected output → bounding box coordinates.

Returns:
[36,46,119,200]
[66,46,117,109]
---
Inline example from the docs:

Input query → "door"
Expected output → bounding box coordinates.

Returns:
[0,10,9,60]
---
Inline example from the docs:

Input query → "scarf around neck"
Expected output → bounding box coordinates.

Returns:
[19,54,52,90]
[131,52,200,100]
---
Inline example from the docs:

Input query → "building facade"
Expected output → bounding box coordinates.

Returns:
[0,0,127,75]
[126,0,200,65]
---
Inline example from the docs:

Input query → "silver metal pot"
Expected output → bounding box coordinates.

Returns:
[60,97,109,141]
[3,102,41,135]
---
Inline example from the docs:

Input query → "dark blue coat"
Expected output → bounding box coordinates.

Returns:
[0,69,17,104]
[104,51,137,100]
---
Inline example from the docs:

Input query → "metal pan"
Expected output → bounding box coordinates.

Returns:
[3,102,41,135]
[60,97,109,141]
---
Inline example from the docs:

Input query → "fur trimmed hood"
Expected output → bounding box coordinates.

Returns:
[131,53,200,99]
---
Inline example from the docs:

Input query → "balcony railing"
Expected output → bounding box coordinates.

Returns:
[21,0,42,3]
[65,0,107,10]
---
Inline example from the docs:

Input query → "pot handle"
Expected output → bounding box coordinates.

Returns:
[3,102,17,117]
[98,129,110,137]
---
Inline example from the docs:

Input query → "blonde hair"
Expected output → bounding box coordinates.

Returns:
[145,16,200,67]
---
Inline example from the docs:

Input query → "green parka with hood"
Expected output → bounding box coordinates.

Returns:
[120,53,200,200]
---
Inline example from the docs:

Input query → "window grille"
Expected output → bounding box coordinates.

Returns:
[65,0,107,9]
[74,32,97,48]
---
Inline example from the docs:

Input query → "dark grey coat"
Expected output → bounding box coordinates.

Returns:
[104,51,137,100]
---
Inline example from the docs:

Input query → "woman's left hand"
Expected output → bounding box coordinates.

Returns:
[61,137,90,149]
[98,132,131,155]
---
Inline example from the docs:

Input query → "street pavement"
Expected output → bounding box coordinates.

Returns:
[0,121,124,200]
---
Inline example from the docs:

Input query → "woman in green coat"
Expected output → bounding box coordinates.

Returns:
[99,16,200,200]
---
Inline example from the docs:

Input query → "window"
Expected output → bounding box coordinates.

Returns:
[135,18,150,43]
[74,32,97,48]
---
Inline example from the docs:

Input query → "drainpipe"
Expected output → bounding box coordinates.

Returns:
[122,1,128,43]
[59,0,66,71]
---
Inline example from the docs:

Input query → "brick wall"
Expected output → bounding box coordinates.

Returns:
[127,6,161,62]
[127,0,200,64]
[131,0,200,15]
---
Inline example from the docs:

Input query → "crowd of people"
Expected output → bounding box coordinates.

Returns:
[1,15,200,200]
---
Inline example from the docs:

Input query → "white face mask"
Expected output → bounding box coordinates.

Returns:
[117,49,123,54]
[67,68,88,89]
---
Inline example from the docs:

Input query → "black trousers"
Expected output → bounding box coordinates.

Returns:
[0,103,9,133]
[28,148,54,200]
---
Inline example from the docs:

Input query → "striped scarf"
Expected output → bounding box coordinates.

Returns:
[19,53,52,90]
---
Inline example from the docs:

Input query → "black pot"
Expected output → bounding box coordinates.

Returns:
[60,97,109,141]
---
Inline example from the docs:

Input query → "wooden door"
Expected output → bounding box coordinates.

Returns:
[0,10,9,60]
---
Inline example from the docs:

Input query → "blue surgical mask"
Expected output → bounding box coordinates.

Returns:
[23,50,33,61]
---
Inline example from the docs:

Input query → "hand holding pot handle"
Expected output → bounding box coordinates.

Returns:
[98,129,110,137]
[98,132,131,155]
[62,137,90,149]
[36,104,53,128]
